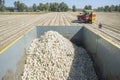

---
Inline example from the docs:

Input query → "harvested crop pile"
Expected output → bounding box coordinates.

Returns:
[22,31,98,80]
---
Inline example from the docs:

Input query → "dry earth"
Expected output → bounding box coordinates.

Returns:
[96,12,120,30]
[0,12,120,51]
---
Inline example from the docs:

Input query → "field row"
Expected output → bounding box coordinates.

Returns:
[0,12,120,50]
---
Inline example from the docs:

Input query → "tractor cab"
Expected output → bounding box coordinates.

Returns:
[77,10,96,23]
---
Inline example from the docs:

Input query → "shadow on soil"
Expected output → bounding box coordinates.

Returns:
[71,20,92,24]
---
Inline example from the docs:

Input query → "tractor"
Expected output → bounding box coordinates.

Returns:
[77,10,96,23]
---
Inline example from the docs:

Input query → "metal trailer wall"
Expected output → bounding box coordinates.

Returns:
[0,27,37,79]
[83,28,120,80]
[36,26,83,46]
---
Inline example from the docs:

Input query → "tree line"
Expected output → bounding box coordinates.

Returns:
[83,4,120,12]
[96,4,120,12]
[84,5,92,10]
[0,0,5,11]
[1,0,120,12]
[0,0,86,12]
[14,1,69,12]
[0,0,70,12]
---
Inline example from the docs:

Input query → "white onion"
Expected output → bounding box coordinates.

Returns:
[22,31,98,80]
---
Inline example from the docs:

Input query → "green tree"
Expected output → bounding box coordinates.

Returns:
[59,2,68,12]
[14,1,27,12]
[53,3,59,11]
[38,3,44,11]
[101,7,104,11]
[32,3,37,11]
[14,1,20,11]
[84,5,92,10]
[72,5,76,12]
[14,1,17,9]
[104,5,109,12]
[45,3,49,11]
[111,5,115,11]
[115,5,119,11]
[0,0,5,11]
[49,3,59,11]
[88,5,92,9]
[49,3,52,11]
[119,4,120,12]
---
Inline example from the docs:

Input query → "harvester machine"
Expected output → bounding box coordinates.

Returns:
[77,10,96,23]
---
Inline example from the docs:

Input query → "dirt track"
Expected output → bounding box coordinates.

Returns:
[0,12,120,51]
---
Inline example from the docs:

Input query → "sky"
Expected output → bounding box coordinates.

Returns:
[5,0,120,9]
